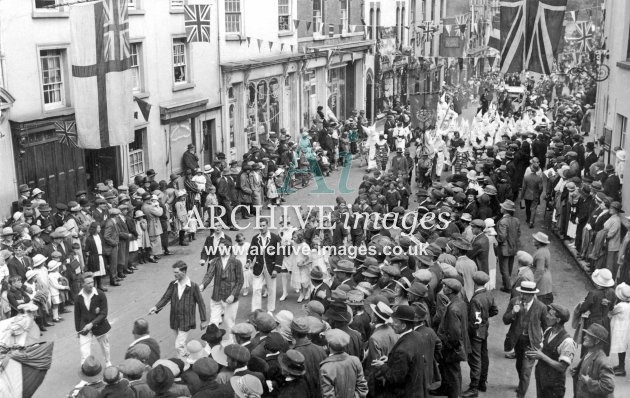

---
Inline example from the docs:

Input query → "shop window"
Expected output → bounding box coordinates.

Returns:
[130,42,143,92]
[129,128,146,177]
[302,72,317,127]
[278,0,291,32]
[246,77,284,141]
[341,0,349,34]
[40,49,66,110]
[328,67,346,120]
[225,0,241,34]
[128,0,136,10]
[313,0,323,34]
[172,38,188,85]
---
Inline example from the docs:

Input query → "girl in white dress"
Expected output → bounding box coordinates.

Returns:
[233,233,252,296]
[484,218,498,291]
[308,234,331,286]
[47,260,69,322]
[289,231,312,302]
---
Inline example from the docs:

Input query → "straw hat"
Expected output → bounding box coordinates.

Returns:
[591,268,615,288]
[615,282,630,302]
[515,280,540,294]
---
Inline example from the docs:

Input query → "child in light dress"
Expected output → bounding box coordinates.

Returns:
[47,260,69,322]
[233,233,252,296]
[289,231,312,302]
[204,186,219,222]
[484,218,498,291]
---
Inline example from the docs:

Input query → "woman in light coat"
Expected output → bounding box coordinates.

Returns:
[609,282,630,376]
[141,195,163,261]
[484,218,498,291]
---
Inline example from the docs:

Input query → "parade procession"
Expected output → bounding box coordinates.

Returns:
[0,0,630,397]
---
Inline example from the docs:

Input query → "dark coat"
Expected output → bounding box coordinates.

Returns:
[277,378,310,398]
[84,235,103,274]
[293,339,328,398]
[200,234,233,263]
[7,256,32,281]
[247,232,283,276]
[502,297,547,350]
[154,279,207,332]
[182,151,200,174]
[74,289,111,336]
[437,294,470,363]
[468,288,498,339]
[125,336,161,366]
[98,379,135,398]
[468,233,490,274]
[309,282,332,308]
[374,327,439,398]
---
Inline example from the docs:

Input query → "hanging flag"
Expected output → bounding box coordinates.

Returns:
[349,24,356,33]
[570,10,576,22]
[134,96,151,121]
[246,37,251,46]
[184,4,211,43]
[327,49,333,63]
[238,34,244,45]
[290,44,294,52]
[0,341,54,398]
[70,0,133,149]
[257,39,263,51]
[293,19,300,29]
[525,0,568,75]
[55,121,78,147]
[268,41,274,50]
[444,25,451,35]
[487,16,500,50]
[306,21,312,31]
[566,21,595,52]
[280,43,285,51]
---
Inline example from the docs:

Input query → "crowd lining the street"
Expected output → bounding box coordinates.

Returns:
[0,68,629,398]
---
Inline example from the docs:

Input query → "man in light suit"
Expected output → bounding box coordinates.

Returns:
[247,219,283,313]
[200,238,244,338]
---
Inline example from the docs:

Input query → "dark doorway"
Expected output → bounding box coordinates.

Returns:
[85,147,121,191]
[202,119,216,165]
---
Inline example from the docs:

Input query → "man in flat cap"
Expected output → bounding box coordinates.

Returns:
[468,219,490,274]
[434,278,470,398]
[463,271,498,397]
[319,329,368,398]
[291,317,327,398]
[526,303,577,398]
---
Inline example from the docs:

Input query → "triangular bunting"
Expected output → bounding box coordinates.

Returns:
[327,49,333,62]
[269,41,273,50]
[444,25,451,35]
[349,25,356,33]
[134,97,152,121]
[306,21,312,31]
[281,43,285,51]
[570,10,576,22]
[293,19,300,29]
[238,34,244,45]
[257,38,263,51]
[246,37,251,46]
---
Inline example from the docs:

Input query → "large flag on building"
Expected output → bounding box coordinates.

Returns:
[500,0,567,74]
[487,16,500,50]
[185,4,211,42]
[70,0,134,149]
[0,341,54,398]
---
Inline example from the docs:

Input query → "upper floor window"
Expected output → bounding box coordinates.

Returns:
[40,49,66,110]
[341,0,349,33]
[170,0,184,10]
[130,43,143,92]
[172,38,189,84]
[313,0,323,34]
[278,0,291,32]
[225,0,242,34]
[35,0,56,8]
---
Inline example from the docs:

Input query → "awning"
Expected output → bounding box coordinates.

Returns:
[159,95,209,123]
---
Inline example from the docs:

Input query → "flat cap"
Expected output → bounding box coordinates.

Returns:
[443,278,463,292]
[290,317,310,334]
[325,329,350,351]
[224,344,251,363]
[472,270,490,285]
[304,300,325,315]
[232,322,256,338]
[118,358,145,378]
[192,357,219,378]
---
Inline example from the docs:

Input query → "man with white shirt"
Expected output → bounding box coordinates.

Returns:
[75,272,112,366]
[125,318,160,366]
[200,238,244,339]
[247,219,283,313]
[149,261,207,357]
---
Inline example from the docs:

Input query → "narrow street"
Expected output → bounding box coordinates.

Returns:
[39,120,630,398]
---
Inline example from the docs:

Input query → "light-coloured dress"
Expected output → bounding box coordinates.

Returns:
[290,242,312,289]
[233,241,252,290]
[609,301,630,354]
[486,233,498,291]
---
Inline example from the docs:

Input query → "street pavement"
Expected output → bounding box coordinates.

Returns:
[36,122,630,398]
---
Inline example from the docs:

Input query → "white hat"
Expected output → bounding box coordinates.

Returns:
[47,260,61,271]
[591,269,614,288]
[32,254,48,267]
[32,188,44,196]
[12,212,23,221]
[515,280,539,294]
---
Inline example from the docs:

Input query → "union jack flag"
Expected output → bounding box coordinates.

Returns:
[55,121,78,147]
[185,4,211,43]
[103,0,130,62]
[500,0,567,75]
[566,21,595,52]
